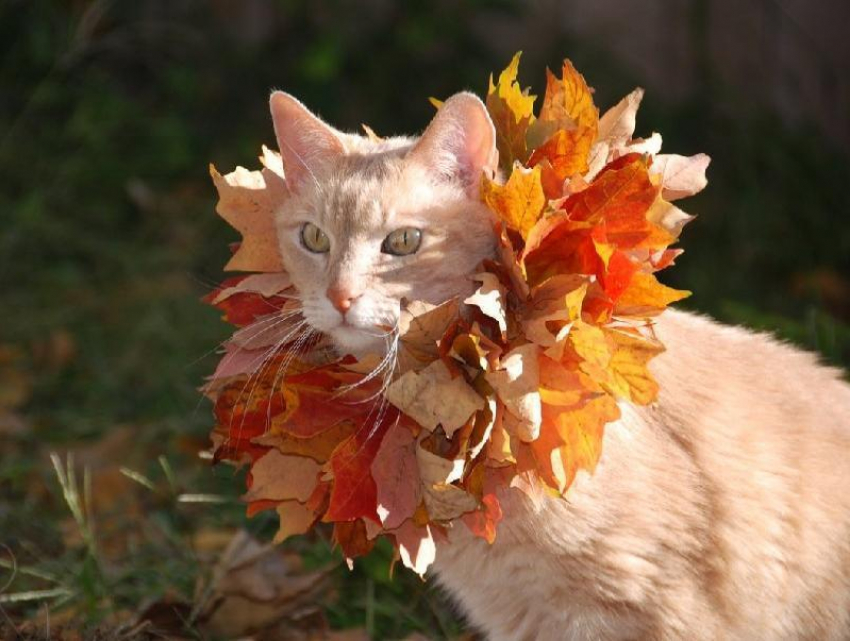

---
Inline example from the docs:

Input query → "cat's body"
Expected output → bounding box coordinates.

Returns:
[435,309,850,640]
[267,90,850,640]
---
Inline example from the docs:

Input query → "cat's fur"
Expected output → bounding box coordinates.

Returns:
[269,90,850,640]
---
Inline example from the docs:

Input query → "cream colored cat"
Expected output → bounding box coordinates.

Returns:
[269,91,850,641]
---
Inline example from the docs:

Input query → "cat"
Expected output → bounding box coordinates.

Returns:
[268,90,850,640]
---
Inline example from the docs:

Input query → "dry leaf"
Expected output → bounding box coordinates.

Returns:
[485,344,542,442]
[464,273,509,334]
[210,164,286,272]
[386,360,485,436]
[486,52,536,169]
[481,165,545,239]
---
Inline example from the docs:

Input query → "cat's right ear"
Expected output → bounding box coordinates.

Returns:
[269,91,344,193]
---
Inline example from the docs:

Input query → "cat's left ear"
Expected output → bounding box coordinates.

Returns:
[407,92,497,197]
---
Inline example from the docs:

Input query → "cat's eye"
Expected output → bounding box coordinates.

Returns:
[382,227,422,256]
[300,222,330,253]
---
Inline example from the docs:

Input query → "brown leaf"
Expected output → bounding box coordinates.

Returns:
[210,163,287,272]
[386,360,485,436]
[371,421,421,530]
[597,88,644,145]
[244,450,320,503]
[464,273,508,334]
[197,530,334,639]
[393,520,437,576]
[485,344,542,442]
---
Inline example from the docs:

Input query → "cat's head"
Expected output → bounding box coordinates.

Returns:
[269,91,498,357]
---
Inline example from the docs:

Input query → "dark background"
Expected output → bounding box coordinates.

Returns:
[1,1,848,637]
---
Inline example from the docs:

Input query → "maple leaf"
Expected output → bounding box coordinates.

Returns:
[461,493,503,544]
[244,450,320,503]
[597,88,643,147]
[527,126,596,198]
[324,407,400,523]
[486,52,536,170]
[464,272,509,334]
[523,156,661,289]
[386,360,485,436]
[370,421,421,530]
[651,153,711,201]
[273,500,317,544]
[485,344,542,442]
[210,161,287,273]
[481,165,546,240]
[530,60,599,143]
[333,519,376,560]
[393,521,437,576]
[615,271,690,316]
[521,394,620,493]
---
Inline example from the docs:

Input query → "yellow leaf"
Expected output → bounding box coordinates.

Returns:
[486,52,536,169]
[604,329,665,405]
[481,165,546,239]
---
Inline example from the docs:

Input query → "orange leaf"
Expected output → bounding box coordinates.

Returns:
[527,126,595,196]
[522,394,619,493]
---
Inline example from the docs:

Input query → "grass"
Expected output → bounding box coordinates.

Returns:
[1,1,848,638]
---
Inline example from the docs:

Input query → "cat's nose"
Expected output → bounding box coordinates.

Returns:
[326,285,357,314]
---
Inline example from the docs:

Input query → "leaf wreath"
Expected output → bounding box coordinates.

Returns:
[203,53,709,576]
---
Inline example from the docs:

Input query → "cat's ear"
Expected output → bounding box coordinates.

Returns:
[407,92,497,197]
[269,91,345,193]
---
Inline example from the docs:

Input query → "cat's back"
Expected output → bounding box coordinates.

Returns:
[646,309,850,638]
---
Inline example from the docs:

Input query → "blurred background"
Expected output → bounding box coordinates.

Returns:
[1,1,848,638]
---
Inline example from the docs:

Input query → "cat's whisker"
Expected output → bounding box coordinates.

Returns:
[225,319,311,446]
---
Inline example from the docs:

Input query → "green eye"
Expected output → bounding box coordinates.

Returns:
[382,227,422,256]
[300,222,330,253]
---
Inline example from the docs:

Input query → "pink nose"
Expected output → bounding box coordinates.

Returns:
[326,286,357,314]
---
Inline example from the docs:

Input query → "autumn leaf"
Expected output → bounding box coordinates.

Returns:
[324,408,399,523]
[393,521,437,576]
[210,163,286,273]
[485,344,542,442]
[244,450,320,503]
[651,153,711,201]
[597,88,643,146]
[386,360,485,436]
[527,126,596,197]
[273,500,317,544]
[371,421,421,530]
[530,60,598,142]
[464,272,509,334]
[615,271,690,316]
[461,493,503,544]
[486,52,536,170]
[481,165,546,240]
[523,156,660,287]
